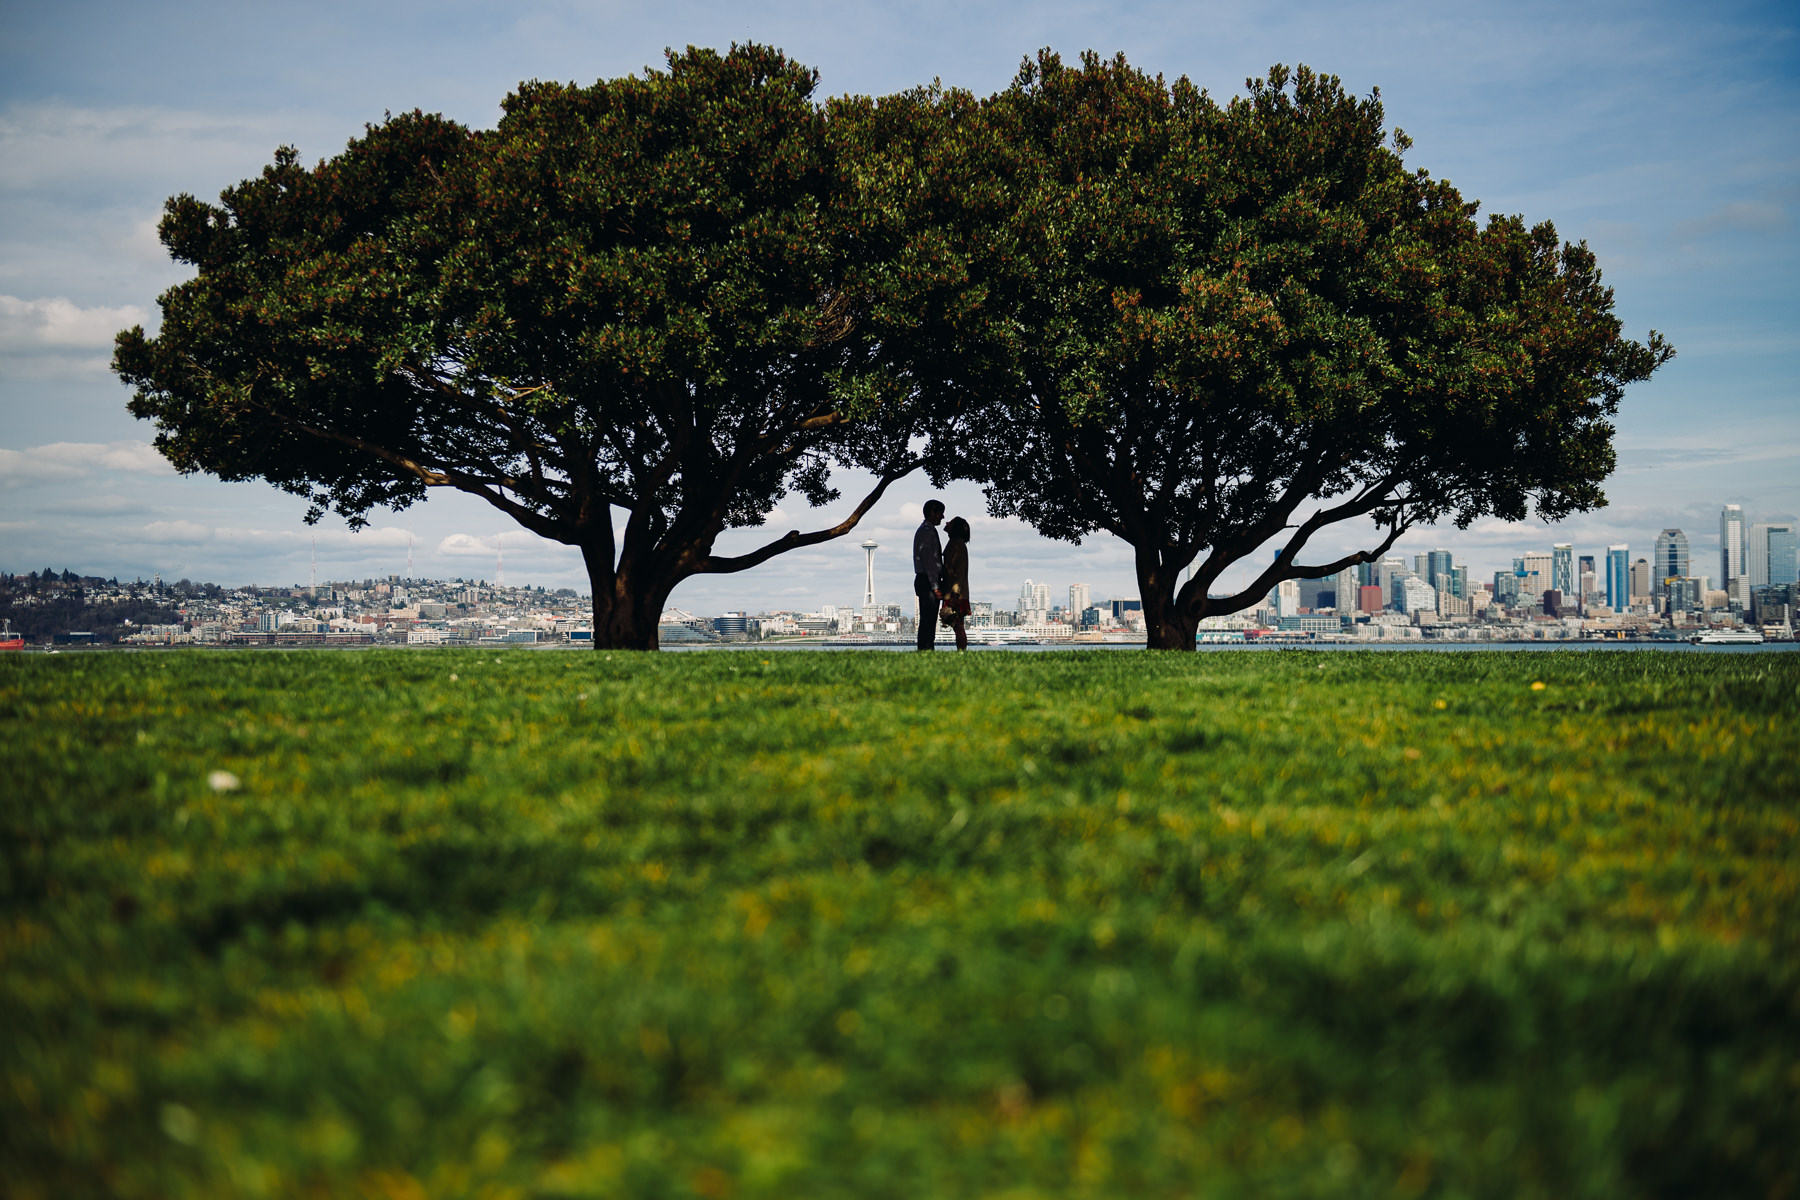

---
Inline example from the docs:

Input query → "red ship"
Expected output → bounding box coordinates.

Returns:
[0,620,23,651]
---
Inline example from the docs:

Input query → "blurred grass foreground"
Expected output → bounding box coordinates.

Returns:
[3,649,1798,1198]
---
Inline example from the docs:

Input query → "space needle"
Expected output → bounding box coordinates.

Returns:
[861,539,879,609]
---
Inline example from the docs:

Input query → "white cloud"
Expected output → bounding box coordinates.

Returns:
[0,103,317,196]
[0,294,147,356]
[0,439,172,488]
[436,528,569,557]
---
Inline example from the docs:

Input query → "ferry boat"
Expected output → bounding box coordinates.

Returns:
[1693,629,1765,645]
[0,620,22,651]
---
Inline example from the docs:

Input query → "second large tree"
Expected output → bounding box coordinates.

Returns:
[958,54,1670,648]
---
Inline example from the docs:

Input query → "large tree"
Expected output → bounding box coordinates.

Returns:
[116,45,974,648]
[958,53,1672,648]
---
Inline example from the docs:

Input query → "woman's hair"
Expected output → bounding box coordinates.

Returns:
[946,516,971,542]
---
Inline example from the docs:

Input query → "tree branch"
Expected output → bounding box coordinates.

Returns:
[281,416,571,542]
[696,459,919,575]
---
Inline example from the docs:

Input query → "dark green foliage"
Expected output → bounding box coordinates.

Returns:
[952,55,1673,647]
[3,650,1796,1197]
[115,46,972,649]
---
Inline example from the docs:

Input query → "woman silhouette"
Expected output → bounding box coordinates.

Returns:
[942,516,972,651]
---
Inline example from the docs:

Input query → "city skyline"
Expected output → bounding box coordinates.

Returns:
[15,501,1795,619]
[2,1,1795,608]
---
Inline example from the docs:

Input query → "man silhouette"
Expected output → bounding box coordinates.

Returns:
[913,499,946,651]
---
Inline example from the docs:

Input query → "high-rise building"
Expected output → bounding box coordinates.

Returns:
[1606,544,1630,610]
[1274,578,1301,618]
[1749,522,1798,588]
[1333,566,1359,612]
[1720,505,1748,608]
[1019,579,1050,618]
[1426,549,1453,590]
[1413,554,1430,579]
[1450,564,1468,601]
[1068,583,1091,620]
[1630,558,1651,601]
[1770,526,1799,587]
[1552,544,1574,596]
[1397,576,1437,615]
[1376,556,1407,606]
[1515,552,1551,603]
[1654,529,1689,583]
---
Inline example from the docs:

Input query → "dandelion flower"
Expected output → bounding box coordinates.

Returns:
[207,770,240,792]
[1531,681,1547,691]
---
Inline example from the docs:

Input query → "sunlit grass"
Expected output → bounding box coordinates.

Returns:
[3,649,1797,1198]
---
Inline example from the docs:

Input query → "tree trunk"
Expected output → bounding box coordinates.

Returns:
[583,544,666,650]
[1137,546,1200,650]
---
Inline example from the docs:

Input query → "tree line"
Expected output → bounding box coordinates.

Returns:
[115,45,1670,650]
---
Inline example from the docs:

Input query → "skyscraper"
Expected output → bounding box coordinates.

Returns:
[1426,549,1453,590]
[1720,505,1748,608]
[1068,582,1091,619]
[1606,544,1630,610]
[1552,544,1574,596]
[1334,565,1359,612]
[1749,522,1798,588]
[1769,525,1799,587]
[1630,558,1651,601]
[1376,556,1407,607]
[1519,552,1552,602]
[1654,529,1689,583]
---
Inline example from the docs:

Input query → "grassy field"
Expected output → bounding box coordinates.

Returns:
[3,648,1797,1199]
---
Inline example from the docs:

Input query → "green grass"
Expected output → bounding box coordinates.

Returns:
[3,648,1797,1199]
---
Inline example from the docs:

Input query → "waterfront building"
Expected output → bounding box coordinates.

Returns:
[1654,529,1689,583]
[1606,544,1630,610]
[1277,614,1343,633]
[1552,544,1574,597]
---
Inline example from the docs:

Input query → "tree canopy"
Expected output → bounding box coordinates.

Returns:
[954,53,1671,647]
[116,45,975,648]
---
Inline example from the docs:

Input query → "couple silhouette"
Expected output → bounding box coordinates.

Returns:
[912,499,972,651]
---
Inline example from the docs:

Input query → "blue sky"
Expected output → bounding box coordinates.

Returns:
[1,0,1795,612]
